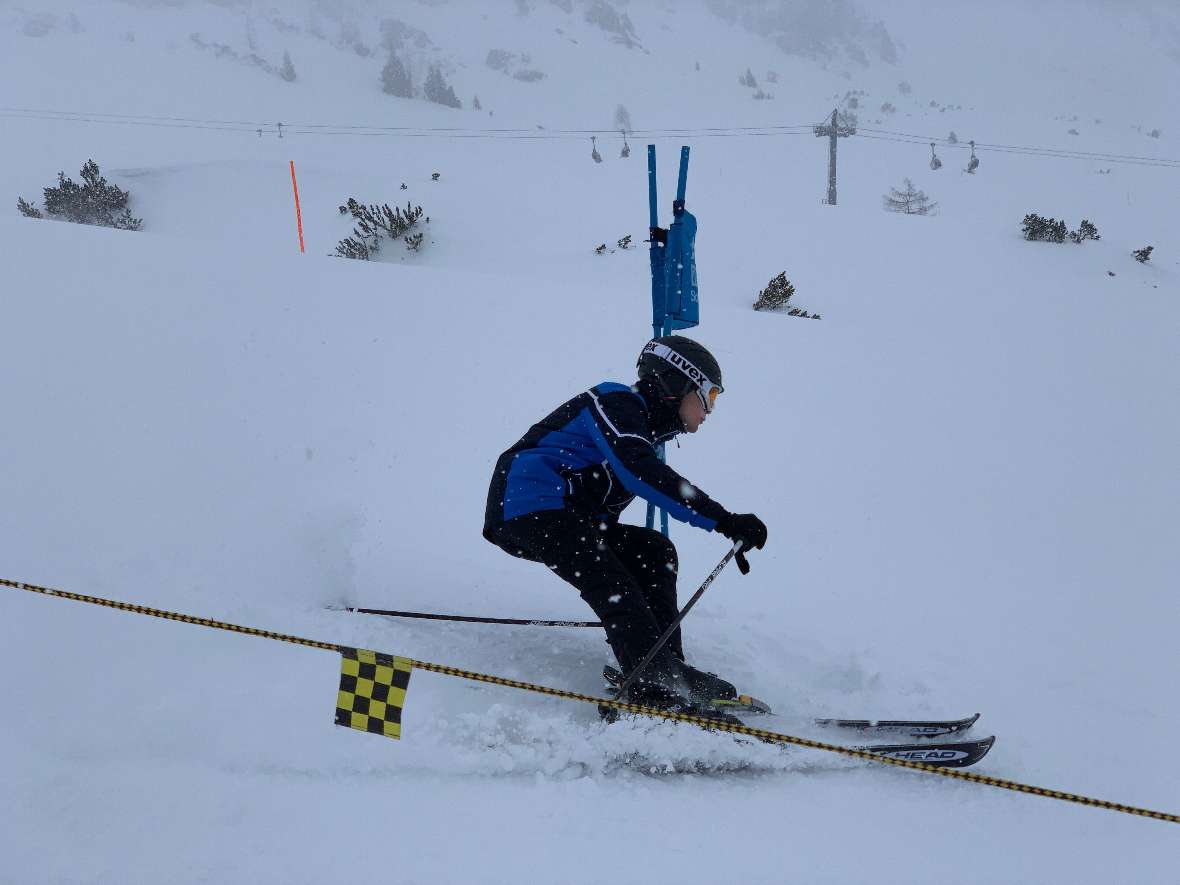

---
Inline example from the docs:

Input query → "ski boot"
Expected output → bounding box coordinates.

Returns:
[677,662,738,706]
[598,663,744,727]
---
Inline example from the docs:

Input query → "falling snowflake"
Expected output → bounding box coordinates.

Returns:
[608,594,622,603]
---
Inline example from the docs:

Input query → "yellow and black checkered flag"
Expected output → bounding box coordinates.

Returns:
[335,647,412,740]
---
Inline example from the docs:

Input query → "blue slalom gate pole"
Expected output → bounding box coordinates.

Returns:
[646,146,665,532]
[646,146,695,537]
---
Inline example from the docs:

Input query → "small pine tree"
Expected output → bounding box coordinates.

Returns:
[335,198,425,259]
[423,65,462,109]
[381,52,413,98]
[17,197,42,218]
[883,178,937,215]
[472,95,482,111]
[1021,213,1068,243]
[739,68,758,88]
[948,131,958,144]
[1069,219,1100,243]
[753,272,796,311]
[23,159,142,230]
[279,50,296,82]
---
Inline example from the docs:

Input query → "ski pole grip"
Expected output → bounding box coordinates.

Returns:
[733,540,750,575]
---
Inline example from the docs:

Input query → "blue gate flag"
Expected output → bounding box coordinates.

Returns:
[648,146,699,332]
[663,205,699,330]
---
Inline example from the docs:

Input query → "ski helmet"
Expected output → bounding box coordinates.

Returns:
[636,335,724,412]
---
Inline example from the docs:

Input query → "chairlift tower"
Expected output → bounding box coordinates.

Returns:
[813,108,856,206]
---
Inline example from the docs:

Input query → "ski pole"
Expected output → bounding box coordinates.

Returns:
[331,606,601,628]
[613,541,743,700]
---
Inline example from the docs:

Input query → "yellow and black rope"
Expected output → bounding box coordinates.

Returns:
[2,576,1177,826]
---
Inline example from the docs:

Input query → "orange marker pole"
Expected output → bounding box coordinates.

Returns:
[289,160,305,253]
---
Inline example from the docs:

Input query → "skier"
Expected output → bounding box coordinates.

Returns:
[483,335,768,715]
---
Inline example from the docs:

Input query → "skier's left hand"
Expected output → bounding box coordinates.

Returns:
[717,513,767,574]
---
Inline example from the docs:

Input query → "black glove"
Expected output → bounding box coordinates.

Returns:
[717,513,768,574]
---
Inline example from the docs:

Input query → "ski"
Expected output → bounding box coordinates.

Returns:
[813,713,981,739]
[854,735,995,769]
[603,666,980,739]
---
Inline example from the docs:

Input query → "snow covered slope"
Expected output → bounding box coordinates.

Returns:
[1,2,1178,882]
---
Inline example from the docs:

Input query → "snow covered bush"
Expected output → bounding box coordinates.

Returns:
[16,197,41,219]
[1069,219,1100,243]
[279,51,296,82]
[18,160,142,230]
[1133,246,1153,263]
[1021,214,1100,244]
[486,49,513,71]
[1021,213,1069,243]
[335,198,425,260]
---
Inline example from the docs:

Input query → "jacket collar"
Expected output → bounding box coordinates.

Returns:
[634,377,685,440]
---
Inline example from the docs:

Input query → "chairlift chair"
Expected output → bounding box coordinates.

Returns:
[929,142,942,170]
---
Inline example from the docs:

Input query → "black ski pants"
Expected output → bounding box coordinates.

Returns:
[487,511,683,673]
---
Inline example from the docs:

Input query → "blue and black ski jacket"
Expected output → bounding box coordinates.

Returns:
[483,377,730,538]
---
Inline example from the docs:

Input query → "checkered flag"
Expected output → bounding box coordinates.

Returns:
[335,647,412,740]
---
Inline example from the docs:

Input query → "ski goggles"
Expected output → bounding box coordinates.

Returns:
[642,340,723,413]
[697,383,722,414]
